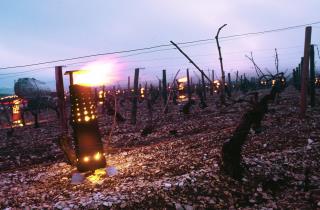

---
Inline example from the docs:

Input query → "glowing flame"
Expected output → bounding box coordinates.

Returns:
[94,152,101,160]
[178,83,185,91]
[213,80,220,85]
[73,60,117,86]
[178,77,188,83]
[140,88,145,98]
[98,90,104,98]
[83,156,90,162]
[12,99,22,126]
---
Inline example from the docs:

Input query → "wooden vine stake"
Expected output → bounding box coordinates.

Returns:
[55,66,77,165]
[300,26,312,117]
[127,76,130,93]
[186,68,192,102]
[131,68,139,124]
[310,45,315,107]
[228,72,231,93]
[215,24,227,104]
[162,69,168,107]
[55,66,67,133]
[201,70,206,101]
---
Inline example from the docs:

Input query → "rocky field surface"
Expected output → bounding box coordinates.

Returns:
[0,87,319,209]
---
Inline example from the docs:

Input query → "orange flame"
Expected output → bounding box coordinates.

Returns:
[73,60,117,86]
[178,77,188,83]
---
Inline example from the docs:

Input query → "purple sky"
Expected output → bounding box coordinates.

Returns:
[0,0,319,90]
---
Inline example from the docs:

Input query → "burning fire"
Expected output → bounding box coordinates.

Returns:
[73,60,118,86]
[98,90,105,104]
[261,80,267,85]
[12,99,23,126]
[140,88,145,98]
[178,83,184,91]
[213,80,220,86]
[178,77,188,83]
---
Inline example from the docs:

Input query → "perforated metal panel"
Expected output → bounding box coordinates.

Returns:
[69,85,106,172]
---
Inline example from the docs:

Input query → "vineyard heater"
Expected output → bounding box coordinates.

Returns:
[66,70,106,172]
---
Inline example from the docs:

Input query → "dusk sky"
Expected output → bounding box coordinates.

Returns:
[0,0,319,90]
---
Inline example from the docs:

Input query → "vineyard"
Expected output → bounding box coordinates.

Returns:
[0,85,319,209]
[0,9,320,209]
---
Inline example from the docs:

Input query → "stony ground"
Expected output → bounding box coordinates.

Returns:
[0,87,319,209]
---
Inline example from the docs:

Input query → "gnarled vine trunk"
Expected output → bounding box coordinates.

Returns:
[221,86,280,179]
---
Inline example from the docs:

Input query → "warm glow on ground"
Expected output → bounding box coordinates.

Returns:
[87,168,106,184]
[73,60,118,86]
